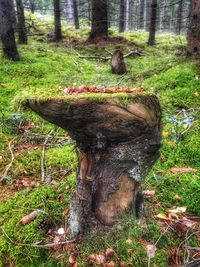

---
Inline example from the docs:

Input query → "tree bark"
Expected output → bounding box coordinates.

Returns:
[147,0,157,45]
[139,0,145,29]
[29,0,36,13]
[53,0,62,41]
[112,50,127,74]
[15,0,27,44]
[0,0,20,60]
[73,0,80,29]
[176,0,183,35]
[187,0,200,55]
[88,0,108,41]
[119,0,125,32]
[27,94,162,237]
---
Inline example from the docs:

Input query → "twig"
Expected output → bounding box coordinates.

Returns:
[180,258,200,267]
[0,137,16,183]
[79,50,143,60]
[41,130,53,183]
[2,228,75,249]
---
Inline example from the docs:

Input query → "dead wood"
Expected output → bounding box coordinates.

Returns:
[79,50,143,61]
[27,94,162,237]
[111,49,127,75]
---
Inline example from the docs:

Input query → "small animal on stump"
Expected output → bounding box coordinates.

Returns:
[111,49,127,75]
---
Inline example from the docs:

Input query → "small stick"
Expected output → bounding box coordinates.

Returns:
[0,137,16,183]
[41,130,53,183]
[79,50,143,60]
[2,228,75,249]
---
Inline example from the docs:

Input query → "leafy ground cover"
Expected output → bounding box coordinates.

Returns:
[0,25,199,266]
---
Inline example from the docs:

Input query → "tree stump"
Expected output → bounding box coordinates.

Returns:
[111,50,127,75]
[27,93,162,237]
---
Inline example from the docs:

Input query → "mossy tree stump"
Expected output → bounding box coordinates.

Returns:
[27,93,162,237]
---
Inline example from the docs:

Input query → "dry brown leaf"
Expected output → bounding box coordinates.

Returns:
[105,261,115,267]
[167,207,187,213]
[125,238,132,244]
[20,210,38,225]
[142,190,155,196]
[105,248,115,258]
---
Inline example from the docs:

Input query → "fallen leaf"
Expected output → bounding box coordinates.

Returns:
[125,238,132,244]
[143,190,155,196]
[69,255,76,265]
[167,207,187,213]
[170,167,197,174]
[87,254,96,265]
[156,213,170,220]
[105,261,115,267]
[119,261,127,267]
[147,244,157,259]
[20,210,38,225]
[105,248,115,258]
[95,254,106,265]
[174,194,181,201]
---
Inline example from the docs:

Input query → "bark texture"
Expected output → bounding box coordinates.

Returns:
[89,0,108,41]
[111,50,127,75]
[147,0,157,45]
[187,0,200,55]
[176,0,183,34]
[29,0,36,13]
[27,94,162,237]
[139,0,145,29]
[53,0,62,41]
[0,0,20,60]
[15,0,27,44]
[73,0,80,29]
[119,0,125,32]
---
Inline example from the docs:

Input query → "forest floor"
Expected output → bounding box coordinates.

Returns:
[0,26,200,267]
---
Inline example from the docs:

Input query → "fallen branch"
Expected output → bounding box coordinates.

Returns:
[41,130,53,183]
[79,50,143,60]
[0,137,16,183]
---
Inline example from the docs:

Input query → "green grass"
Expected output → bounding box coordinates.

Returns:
[0,29,199,266]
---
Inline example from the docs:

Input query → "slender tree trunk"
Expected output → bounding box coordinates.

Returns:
[15,0,27,44]
[187,0,200,55]
[125,0,129,31]
[144,0,147,30]
[67,0,74,23]
[72,0,79,29]
[53,0,62,41]
[147,0,157,45]
[176,0,183,34]
[89,0,108,41]
[0,0,20,60]
[29,0,36,13]
[159,0,166,31]
[119,0,125,32]
[139,0,145,29]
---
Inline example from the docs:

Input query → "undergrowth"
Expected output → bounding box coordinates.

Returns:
[0,26,199,266]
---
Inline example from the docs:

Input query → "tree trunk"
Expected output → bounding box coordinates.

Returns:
[112,50,127,75]
[139,0,145,29]
[27,93,162,237]
[29,0,36,13]
[176,0,183,35]
[66,0,74,24]
[125,0,129,31]
[159,0,166,31]
[88,0,108,41]
[187,0,200,55]
[15,0,27,44]
[53,0,62,41]
[73,0,80,29]
[0,0,20,60]
[119,0,125,32]
[147,0,157,45]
